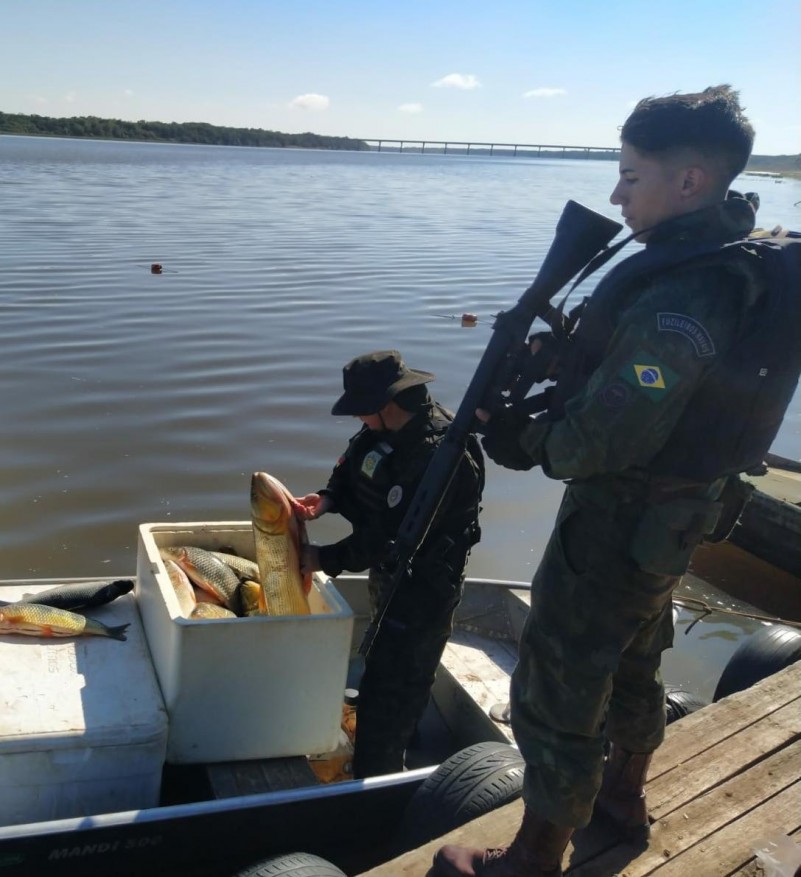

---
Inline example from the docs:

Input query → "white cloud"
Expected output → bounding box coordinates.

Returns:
[64,91,77,104]
[289,93,330,111]
[124,89,134,97]
[399,103,423,114]
[431,74,480,90]
[522,88,566,99]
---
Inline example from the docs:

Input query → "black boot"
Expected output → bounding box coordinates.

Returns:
[593,744,653,840]
[432,806,573,877]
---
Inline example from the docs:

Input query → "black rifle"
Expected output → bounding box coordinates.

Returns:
[359,200,623,656]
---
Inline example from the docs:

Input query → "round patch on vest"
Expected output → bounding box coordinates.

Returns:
[597,381,630,410]
[387,485,403,508]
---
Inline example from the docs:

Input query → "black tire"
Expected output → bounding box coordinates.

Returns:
[392,741,525,852]
[664,684,708,723]
[713,624,801,702]
[231,852,347,877]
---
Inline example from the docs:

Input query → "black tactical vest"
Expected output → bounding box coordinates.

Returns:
[348,404,483,534]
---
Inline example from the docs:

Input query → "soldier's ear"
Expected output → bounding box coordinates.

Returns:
[678,165,707,199]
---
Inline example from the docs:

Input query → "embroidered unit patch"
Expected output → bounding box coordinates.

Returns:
[360,449,385,478]
[656,312,716,357]
[597,382,631,410]
[620,351,677,399]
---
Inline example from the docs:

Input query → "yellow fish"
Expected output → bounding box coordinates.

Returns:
[250,471,311,616]
[190,603,237,621]
[0,602,129,640]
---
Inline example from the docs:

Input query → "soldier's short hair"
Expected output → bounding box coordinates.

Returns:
[620,85,755,183]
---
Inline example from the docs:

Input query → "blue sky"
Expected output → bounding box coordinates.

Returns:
[2,0,799,155]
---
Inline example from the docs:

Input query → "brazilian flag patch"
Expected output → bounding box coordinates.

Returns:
[619,351,677,400]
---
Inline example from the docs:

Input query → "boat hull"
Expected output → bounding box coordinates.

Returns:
[0,770,430,877]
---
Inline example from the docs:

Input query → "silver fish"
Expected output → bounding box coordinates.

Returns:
[160,546,241,613]
[209,551,260,582]
[19,579,134,611]
[164,560,197,617]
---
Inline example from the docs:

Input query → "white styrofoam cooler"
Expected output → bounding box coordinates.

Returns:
[0,582,168,827]
[136,522,354,764]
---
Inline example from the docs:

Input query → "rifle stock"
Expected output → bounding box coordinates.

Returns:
[358,201,622,656]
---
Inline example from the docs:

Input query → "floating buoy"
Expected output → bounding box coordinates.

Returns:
[664,684,708,724]
[713,624,801,701]
[461,313,478,327]
[150,263,163,274]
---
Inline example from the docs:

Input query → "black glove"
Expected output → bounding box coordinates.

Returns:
[523,331,561,384]
[480,406,536,471]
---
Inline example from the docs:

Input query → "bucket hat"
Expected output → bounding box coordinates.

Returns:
[331,350,435,416]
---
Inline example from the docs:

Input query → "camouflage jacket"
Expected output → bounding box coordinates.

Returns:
[519,196,768,483]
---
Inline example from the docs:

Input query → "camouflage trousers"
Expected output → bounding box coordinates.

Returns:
[511,481,684,828]
[352,561,465,778]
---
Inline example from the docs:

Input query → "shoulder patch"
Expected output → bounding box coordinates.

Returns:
[656,312,716,357]
[619,351,678,400]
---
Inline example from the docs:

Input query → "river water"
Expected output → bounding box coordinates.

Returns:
[2,135,799,698]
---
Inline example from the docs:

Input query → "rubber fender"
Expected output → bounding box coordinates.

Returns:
[392,741,525,853]
[713,624,801,702]
[664,683,708,723]
[231,851,347,877]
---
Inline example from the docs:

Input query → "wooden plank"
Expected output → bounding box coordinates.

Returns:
[649,785,801,877]
[649,699,801,819]
[568,746,801,876]
[356,664,801,877]
[206,755,319,799]
[356,799,526,877]
[649,662,801,781]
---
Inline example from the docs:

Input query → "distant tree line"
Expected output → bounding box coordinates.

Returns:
[0,111,370,151]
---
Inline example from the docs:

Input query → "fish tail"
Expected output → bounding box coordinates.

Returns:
[105,622,130,641]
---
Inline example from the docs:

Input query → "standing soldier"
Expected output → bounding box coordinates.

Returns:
[434,85,801,876]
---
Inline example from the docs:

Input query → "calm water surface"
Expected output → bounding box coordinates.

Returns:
[2,136,799,694]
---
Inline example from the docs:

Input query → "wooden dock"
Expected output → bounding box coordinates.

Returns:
[357,660,801,877]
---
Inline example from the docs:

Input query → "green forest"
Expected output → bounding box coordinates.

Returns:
[0,111,370,150]
[1,111,797,176]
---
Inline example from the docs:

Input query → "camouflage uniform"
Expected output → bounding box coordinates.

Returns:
[317,402,484,777]
[508,197,768,827]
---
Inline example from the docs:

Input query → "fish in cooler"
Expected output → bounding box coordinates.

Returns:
[190,603,237,620]
[209,550,260,582]
[161,545,242,613]
[163,559,197,616]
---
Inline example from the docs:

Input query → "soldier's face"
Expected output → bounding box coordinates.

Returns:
[357,412,384,431]
[610,143,689,241]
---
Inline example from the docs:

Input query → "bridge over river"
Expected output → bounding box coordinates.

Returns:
[359,139,620,159]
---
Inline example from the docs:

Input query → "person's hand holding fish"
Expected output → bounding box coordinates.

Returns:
[299,543,322,576]
[294,493,333,521]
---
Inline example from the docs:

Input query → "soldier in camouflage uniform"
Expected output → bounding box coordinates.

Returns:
[434,87,799,877]
[297,350,484,779]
